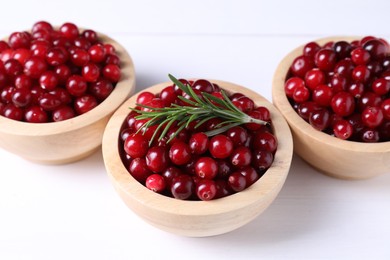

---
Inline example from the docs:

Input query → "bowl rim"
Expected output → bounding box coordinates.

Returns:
[0,29,136,136]
[272,36,390,153]
[103,79,293,216]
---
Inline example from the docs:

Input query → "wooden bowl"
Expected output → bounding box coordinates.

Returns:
[272,36,390,179]
[102,80,293,237]
[0,31,135,164]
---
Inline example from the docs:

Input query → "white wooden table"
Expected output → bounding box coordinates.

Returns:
[1,0,389,259]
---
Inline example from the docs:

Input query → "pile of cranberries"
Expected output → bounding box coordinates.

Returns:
[285,36,390,142]
[0,21,121,123]
[119,79,277,201]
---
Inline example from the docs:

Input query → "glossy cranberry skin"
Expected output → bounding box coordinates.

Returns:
[209,135,233,159]
[192,79,214,93]
[351,47,370,65]
[46,47,68,66]
[290,55,314,78]
[239,166,259,187]
[352,65,371,83]
[312,84,333,106]
[14,74,32,89]
[252,132,277,153]
[82,62,100,82]
[129,158,152,183]
[4,59,23,79]
[315,49,337,71]
[304,68,326,90]
[171,175,194,200]
[2,104,23,120]
[169,141,191,165]
[309,109,331,131]
[371,78,390,95]
[74,95,98,114]
[39,93,61,111]
[66,75,87,96]
[8,32,30,49]
[252,150,274,172]
[228,172,247,192]
[145,174,166,193]
[331,92,355,117]
[284,77,305,98]
[159,86,178,106]
[124,133,149,158]
[39,71,58,91]
[24,57,47,79]
[88,44,106,63]
[333,119,353,140]
[230,146,251,167]
[24,106,48,123]
[59,23,79,40]
[195,157,218,179]
[52,106,75,121]
[333,41,352,59]
[11,88,31,107]
[89,80,113,101]
[361,128,380,142]
[145,146,170,173]
[226,126,248,147]
[361,106,384,128]
[297,101,322,121]
[102,64,121,83]
[381,98,390,120]
[303,42,320,58]
[196,179,217,201]
[363,39,388,59]
[292,85,310,103]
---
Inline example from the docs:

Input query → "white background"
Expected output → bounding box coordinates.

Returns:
[1,0,390,259]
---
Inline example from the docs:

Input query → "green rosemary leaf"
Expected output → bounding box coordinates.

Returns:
[130,74,268,145]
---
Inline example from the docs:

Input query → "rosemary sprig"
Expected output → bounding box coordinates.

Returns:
[131,74,267,145]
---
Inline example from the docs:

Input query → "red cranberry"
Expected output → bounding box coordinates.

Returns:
[74,95,98,114]
[196,179,217,201]
[195,157,218,179]
[146,174,166,193]
[171,175,194,200]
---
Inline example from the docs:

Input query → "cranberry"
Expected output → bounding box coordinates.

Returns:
[39,71,58,91]
[230,146,251,167]
[361,106,384,128]
[146,174,166,193]
[284,77,307,98]
[24,57,47,78]
[11,88,31,107]
[303,42,320,58]
[331,92,355,117]
[209,135,233,159]
[24,106,48,123]
[252,132,277,153]
[59,23,79,40]
[52,106,75,121]
[66,75,87,96]
[290,55,314,78]
[102,64,121,83]
[88,44,106,63]
[351,47,370,65]
[8,32,30,49]
[305,68,326,90]
[171,175,194,200]
[74,95,98,114]
[196,179,217,201]
[89,80,113,101]
[124,133,149,158]
[195,157,218,179]
[146,146,169,173]
[169,141,191,165]
[228,172,247,192]
[363,39,388,59]
[226,126,248,147]
[3,104,23,120]
[252,150,274,173]
[315,49,337,71]
[312,84,333,107]
[192,79,214,93]
[129,158,152,183]
[333,119,353,140]
[309,109,331,131]
[82,62,100,82]
[46,47,68,66]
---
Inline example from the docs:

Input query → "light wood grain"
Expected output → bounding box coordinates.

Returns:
[0,30,136,164]
[272,36,390,179]
[102,80,293,237]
